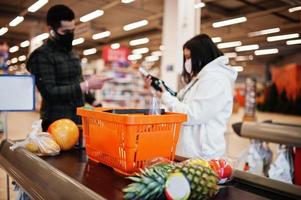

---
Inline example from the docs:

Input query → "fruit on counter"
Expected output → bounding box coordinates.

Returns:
[123,163,173,200]
[25,142,39,153]
[165,172,190,200]
[171,164,218,199]
[39,136,61,155]
[209,159,233,183]
[48,119,79,151]
[123,161,218,200]
[183,158,209,168]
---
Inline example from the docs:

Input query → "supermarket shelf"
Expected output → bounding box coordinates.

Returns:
[232,121,301,147]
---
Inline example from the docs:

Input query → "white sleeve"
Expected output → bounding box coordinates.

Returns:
[161,77,228,125]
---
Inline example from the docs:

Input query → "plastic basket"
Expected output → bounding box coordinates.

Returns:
[77,107,187,174]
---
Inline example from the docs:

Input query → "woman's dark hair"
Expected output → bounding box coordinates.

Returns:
[182,34,223,83]
[47,5,75,30]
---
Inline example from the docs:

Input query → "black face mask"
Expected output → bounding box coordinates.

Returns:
[53,30,74,51]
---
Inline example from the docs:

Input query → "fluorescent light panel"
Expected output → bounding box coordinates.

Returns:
[72,38,85,46]
[213,17,247,28]
[0,27,8,36]
[9,16,24,27]
[80,10,104,22]
[18,55,26,62]
[92,31,111,40]
[267,33,299,42]
[129,37,149,46]
[289,6,301,13]
[83,48,97,56]
[145,55,159,62]
[224,52,237,58]
[128,54,142,61]
[194,2,205,9]
[11,57,18,64]
[121,0,135,3]
[34,33,49,41]
[152,51,162,57]
[20,40,30,48]
[123,20,148,31]
[235,44,259,52]
[212,37,222,43]
[132,47,149,54]
[111,43,120,49]
[286,39,301,45]
[255,48,278,56]
[9,46,19,53]
[28,0,48,13]
[159,45,165,51]
[217,41,242,49]
[235,55,253,61]
[248,28,280,37]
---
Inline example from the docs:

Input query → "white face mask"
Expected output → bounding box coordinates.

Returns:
[184,58,192,74]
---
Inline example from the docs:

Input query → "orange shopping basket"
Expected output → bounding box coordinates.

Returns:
[77,107,187,174]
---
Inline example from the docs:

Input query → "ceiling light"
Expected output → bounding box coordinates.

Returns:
[0,27,8,36]
[28,0,48,13]
[132,47,149,54]
[248,28,280,37]
[288,6,301,13]
[80,10,104,22]
[217,41,242,49]
[267,33,299,42]
[72,38,85,46]
[18,55,26,62]
[232,66,244,72]
[83,48,97,56]
[111,43,120,49]
[224,52,237,58]
[286,39,301,45]
[34,33,49,41]
[255,48,279,56]
[9,16,24,27]
[194,2,205,9]
[20,40,30,48]
[235,44,259,52]
[129,37,149,46]
[213,17,247,28]
[152,51,162,57]
[235,55,253,61]
[145,55,159,62]
[6,60,11,65]
[123,20,148,31]
[121,0,135,3]
[92,31,111,40]
[159,45,165,51]
[11,57,18,64]
[212,37,222,43]
[128,54,142,61]
[9,46,19,53]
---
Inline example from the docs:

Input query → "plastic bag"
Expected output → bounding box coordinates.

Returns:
[268,145,293,184]
[10,120,60,156]
[148,96,161,115]
[237,140,264,176]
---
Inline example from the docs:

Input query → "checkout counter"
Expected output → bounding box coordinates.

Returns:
[1,122,301,200]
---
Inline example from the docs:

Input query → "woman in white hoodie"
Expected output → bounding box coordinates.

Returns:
[147,34,237,159]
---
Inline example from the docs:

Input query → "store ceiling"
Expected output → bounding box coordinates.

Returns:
[0,0,300,70]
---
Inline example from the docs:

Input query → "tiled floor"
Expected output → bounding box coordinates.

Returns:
[0,110,300,199]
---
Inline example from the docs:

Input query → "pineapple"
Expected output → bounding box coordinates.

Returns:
[171,164,218,199]
[123,164,174,200]
[123,162,219,200]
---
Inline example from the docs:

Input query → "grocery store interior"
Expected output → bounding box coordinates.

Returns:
[0,0,301,199]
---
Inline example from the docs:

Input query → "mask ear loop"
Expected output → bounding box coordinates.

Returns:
[50,29,56,38]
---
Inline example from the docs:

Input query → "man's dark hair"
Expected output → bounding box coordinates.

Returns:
[47,5,75,30]
[182,34,223,83]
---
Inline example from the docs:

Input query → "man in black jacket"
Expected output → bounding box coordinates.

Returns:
[27,5,110,131]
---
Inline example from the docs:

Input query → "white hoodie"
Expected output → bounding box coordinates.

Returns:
[161,56,237,160]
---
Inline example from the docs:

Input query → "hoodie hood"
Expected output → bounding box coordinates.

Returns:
[197,56,238,87]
